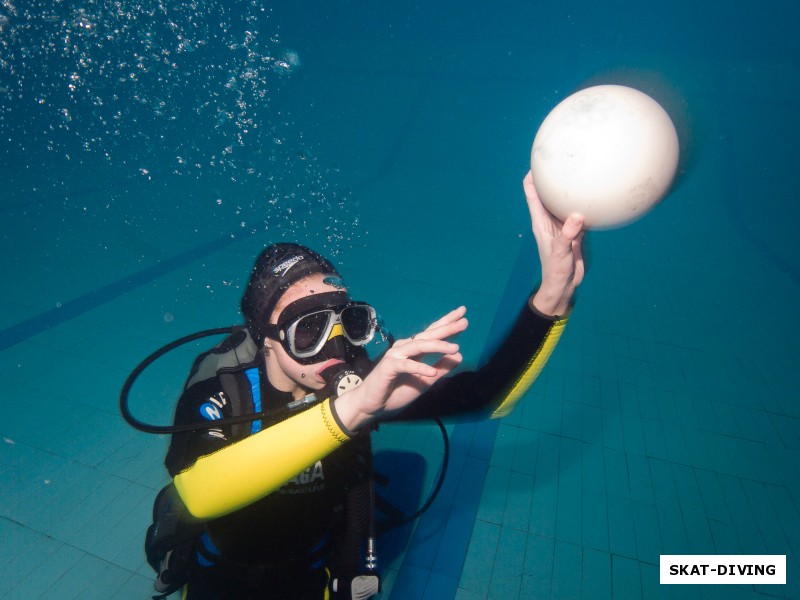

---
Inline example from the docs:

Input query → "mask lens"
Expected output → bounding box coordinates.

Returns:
[291,311,331,354]
[341,305,375,344]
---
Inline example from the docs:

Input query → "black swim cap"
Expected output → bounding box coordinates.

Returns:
[241,243,341,344]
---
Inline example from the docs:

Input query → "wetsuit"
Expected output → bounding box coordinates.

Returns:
[165,302,567,598]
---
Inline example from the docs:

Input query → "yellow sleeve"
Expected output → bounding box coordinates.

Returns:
[173,398,349,519]
[489,314,568,419]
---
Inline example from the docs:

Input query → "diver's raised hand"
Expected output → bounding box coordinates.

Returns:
[334,306,468,432]
[523,171,585,316]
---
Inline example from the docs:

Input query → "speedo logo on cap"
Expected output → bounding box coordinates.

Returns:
[272,255,304,277]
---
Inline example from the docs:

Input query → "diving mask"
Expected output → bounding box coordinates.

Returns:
[262,292,378,364]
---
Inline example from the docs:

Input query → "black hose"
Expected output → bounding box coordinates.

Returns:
[377,417,450,532]
[119,327,285,434]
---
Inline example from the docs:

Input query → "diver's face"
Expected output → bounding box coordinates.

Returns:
[263,273,348,393]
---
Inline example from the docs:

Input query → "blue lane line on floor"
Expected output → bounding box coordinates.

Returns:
[0,236,237,352]
[390,233,537,599]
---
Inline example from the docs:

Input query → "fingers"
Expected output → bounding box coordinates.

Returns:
[389,338,460,360]
[571,232,586,287]
[522,171,538,201]
[430,352,463,377]
[379,335,462,387]
[549,213,584,261]
[426,305,467,330]
[389,357,440,379]
[561,214,585,242]
[524,171,586,238]
[402,352,464,387]
[523,171,554,230]
[385,351,463,386]
[394,306,468,348]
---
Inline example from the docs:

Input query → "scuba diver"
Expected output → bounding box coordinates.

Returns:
[140,172,585,599]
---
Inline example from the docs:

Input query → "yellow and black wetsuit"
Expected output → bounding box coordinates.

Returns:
[165,301,567,598]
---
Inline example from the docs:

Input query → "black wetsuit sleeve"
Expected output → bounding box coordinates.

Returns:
[391,302,568,422]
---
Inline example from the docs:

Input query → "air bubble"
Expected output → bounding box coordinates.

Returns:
[2,0,363,256]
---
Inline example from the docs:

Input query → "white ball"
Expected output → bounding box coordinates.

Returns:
[531,84,679,229]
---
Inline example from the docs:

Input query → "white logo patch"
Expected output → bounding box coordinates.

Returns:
[272,255,304,277]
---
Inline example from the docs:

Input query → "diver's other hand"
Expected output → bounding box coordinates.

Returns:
[523,171,585,316]
[334,306,468,432]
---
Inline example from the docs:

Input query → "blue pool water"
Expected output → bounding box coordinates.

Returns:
[2,1,799,598]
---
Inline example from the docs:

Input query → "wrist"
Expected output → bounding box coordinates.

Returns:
[530,284,572,317]
[332,389,375,435]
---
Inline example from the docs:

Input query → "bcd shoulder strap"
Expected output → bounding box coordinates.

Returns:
[183,327,261,438]
[219,367,261,439]
[184,327,259,389]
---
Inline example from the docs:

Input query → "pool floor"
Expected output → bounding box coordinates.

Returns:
[2,11,799,599]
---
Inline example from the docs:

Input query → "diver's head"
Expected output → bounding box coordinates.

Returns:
[241,244,377,393]
[241,243,342,345]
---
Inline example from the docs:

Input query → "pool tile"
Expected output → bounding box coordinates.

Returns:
[656,504,689,555]
[511,425,539,477]
[550,540,582,600]
[107,572,160,599]
[631,500,661,564]
[580,403,604,447]
[489,424,518,471]
[621,412,647,457]
[528,436,559,539]
[602,410,625,451]
[607,496,638,560]
[486,526,526,599]
[37,553,139,600]
[3,542,84,600]
[770,413,800,450]
[694,469,732,525]
[626,452,655,505]
[581,443,606,494]
[555,479,582,545]
[707,518,743,555]
[660,421,692,466]
[503,472,534,532]
[454,588,485,600]
[581,490,609,553]
[458,519,500,597]
[560,400,585,442]
[603,447,629,498]
[47,474,145,544]
[648,459,677,510]
[475,466,510,526]
[520,534,554,599]
[0,523,53,594]
[641,417,669,461]
[764,484,800,552]
[432,457,491,578]
[390,563,430,599]
[581,548,612,600]
[681,507,715,554]
[422,572,460,600]
[610,554,642,600]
